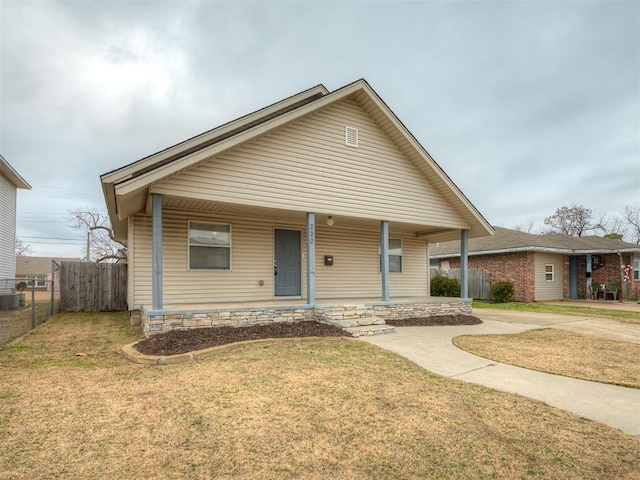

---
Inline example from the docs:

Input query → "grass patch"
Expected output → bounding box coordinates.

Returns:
[0,313,639,479]
[473,300,640,323]
[454,329,640,388]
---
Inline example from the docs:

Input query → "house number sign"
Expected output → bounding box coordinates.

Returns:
[308,224,315,245]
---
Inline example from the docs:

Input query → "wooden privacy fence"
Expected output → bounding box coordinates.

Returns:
[59,262,127,312]
[431,268,491,300]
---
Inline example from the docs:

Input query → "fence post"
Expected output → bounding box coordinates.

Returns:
[31,284,35,329]
[50,260,55,316]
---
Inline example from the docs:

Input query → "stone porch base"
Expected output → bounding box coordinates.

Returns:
[140,298,472,337]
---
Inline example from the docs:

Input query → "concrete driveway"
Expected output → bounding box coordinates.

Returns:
[360,313,640,436]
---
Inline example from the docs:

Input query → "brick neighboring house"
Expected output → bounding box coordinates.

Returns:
[430,227,640,302]
[15,256,81,291]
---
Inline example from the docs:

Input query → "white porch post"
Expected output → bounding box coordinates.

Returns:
[152,193,163,310]
[460,229,469,299]
[306,212,316,305]
[380,220,390,302]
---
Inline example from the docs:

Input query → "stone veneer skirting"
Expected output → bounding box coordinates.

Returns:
[140,299,472,336]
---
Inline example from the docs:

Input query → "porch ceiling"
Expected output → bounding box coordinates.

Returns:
[152,195,464,239]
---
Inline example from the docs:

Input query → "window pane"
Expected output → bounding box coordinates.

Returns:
[190,246,230,269]
[189,222,230,246]
[389,255,402,273]
[389,238,402,257]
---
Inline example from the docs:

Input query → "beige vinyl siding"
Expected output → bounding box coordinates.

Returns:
[534,253,563,300]
[131,209,428,309]
[153,98,465,229]
[0,174,17,279]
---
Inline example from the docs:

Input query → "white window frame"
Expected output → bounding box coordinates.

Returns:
[634,256,639,281]
[26,276,46,288]
[188,221,232,271]
[545,264,554,282]
[379,237,403,273]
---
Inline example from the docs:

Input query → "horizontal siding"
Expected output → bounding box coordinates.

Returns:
[534,253,563,300]
[131,209,428,309]
[0,174,17,279]
[154,98,464,229]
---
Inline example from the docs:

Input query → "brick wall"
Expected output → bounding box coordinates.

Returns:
[446,252,535,302]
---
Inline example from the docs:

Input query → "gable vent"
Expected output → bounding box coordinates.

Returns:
[345,126,358,148]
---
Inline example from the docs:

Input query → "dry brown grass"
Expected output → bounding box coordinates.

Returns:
[454,328,640,389]
[1,313,639,480]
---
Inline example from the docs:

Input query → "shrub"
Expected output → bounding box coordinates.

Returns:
[491,281,514,303]
[431,276,461,297]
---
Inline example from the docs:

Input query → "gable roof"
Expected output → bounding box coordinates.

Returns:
[0,154,31,190]
[431,226,640,257]
[102,79,493,242]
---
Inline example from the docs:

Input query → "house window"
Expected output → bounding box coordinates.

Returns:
[380,238,402,273]
[545,264,554,282]
[634,256,639,281]
[188,221,231,270]
[26,276,46,288]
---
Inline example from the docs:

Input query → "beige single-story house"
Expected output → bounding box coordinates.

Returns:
[101,79,493,335]
[15,256,81,291]
[430,227,640,302]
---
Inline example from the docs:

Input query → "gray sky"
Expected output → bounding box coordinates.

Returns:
[1,0,638,257]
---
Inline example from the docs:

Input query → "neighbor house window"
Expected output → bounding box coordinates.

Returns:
[380,238,402,273]
[545,264,554,282]
[189,221,231,270]
[26,276,46,288]
[634,256,639,281]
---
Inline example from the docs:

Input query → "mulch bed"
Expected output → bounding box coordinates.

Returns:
[134,315,483,356]
[386,314,482,327]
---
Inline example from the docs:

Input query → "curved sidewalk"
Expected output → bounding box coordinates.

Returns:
[360,319,640,436]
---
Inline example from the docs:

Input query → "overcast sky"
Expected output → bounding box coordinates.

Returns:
[1,0,638,258]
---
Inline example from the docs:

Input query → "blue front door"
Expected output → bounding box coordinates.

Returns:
[274,229,301,296]
[569,256,578,299]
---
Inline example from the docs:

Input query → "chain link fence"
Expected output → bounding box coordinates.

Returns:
[0,278,60,347]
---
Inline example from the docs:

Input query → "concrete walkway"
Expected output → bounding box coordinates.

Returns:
[360,318,640,436]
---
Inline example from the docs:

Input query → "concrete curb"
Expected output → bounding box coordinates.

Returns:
[122,336,355,365]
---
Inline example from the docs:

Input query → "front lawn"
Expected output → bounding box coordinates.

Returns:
[454,328,640,389]
[473,300,640,323]
[1,313,639,479]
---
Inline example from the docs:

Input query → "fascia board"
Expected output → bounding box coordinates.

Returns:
[0,155,31,189]
[100,84,329,184]
[113,82,369,197]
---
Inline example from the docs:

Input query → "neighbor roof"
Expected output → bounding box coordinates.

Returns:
[16,256,81,275]
[0,154,31,190]
[102,79,493,242]
[431,226,640,257]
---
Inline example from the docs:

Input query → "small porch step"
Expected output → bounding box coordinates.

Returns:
[329,316,387,329]
[344,324,396,337]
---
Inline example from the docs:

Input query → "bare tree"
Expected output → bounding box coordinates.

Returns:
[544,204,594,237]
[15,237,33,256]
[593,212,628,239]
[622,205,640,244]
[513,221,537,234]
[66,208,127,263]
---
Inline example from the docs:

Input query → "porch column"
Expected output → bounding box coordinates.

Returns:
[380,220,390,302]
[306,213,316,305]
[152,193,163,310]
[586,254,592,299]
[460,229,469,299]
